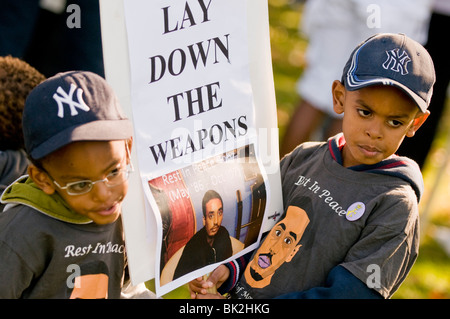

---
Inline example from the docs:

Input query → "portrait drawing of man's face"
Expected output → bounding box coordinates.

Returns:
[244,205,310,288]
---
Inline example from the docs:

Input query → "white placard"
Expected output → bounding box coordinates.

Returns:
[100,0,283,297]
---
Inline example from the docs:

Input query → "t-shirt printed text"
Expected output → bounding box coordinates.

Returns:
[64,242,125,258]
[294,175,348,217]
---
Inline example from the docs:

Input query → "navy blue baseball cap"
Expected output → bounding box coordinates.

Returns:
[342,33,435,113]
[23,71,133,160]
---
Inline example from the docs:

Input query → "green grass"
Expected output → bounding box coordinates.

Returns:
[393,234,450,299]
[394,100,450,299]
[268,0,305,139]
[268,0,450,299]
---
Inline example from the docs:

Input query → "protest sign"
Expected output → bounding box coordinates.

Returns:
[100,0,282,296]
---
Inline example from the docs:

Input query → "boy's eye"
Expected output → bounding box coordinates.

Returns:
[357,109,371,117]
[107,168,121,179]
[69,181,91,192]
[109,167,121,176]
[388,119,403,128]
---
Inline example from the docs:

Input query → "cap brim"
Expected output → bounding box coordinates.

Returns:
[344,78,428,113]
[30,119,133,159]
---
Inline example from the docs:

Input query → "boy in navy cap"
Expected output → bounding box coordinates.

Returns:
[0,71,134,298]
[191,33,435,299]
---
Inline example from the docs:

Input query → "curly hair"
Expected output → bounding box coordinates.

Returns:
[0,56,45,151]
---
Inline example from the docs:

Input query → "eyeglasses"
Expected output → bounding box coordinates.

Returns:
[52,167,132,196]
[40,140,134,196]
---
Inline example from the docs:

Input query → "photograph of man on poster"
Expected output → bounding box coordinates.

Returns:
[173,190,232,280]
[147,144,268,290]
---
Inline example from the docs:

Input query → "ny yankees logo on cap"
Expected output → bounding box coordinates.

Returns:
[382,49,411,75]
[341,33,435,113]
[53,83,90,118]
[22,71,133,160]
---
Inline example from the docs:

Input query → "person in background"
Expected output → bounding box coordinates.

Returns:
[0,56,46,211]
[0,0,104,78]
[397,0,450,168]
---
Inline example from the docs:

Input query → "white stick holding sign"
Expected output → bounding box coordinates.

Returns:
[100,0,283,295]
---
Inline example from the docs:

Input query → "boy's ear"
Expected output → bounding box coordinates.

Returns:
[127,137,133,151]
[332,80,346,115]
[406,110,430,138]
[27,164,57,195]
[125,137,133,165]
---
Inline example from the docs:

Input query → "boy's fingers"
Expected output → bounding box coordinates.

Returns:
[206,273,220,286]
[188,276,207,294]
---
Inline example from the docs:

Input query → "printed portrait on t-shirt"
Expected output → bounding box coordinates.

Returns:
[244,197,310,289]
[69,261,109,299]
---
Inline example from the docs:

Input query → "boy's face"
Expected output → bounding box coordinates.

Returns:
[31,140,131,225]
[332,81,429,167]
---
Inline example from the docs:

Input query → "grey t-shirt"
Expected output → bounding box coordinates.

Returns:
[0,205,126,298]
[234,135,421,299]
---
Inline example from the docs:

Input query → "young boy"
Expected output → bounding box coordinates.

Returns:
[190,33,435,299]
[0,56,46,211]
[0,71,134,298]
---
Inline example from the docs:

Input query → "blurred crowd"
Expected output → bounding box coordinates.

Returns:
[282,0,449,171]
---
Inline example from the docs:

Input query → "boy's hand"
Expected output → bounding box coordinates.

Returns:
[189,264,230,299]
